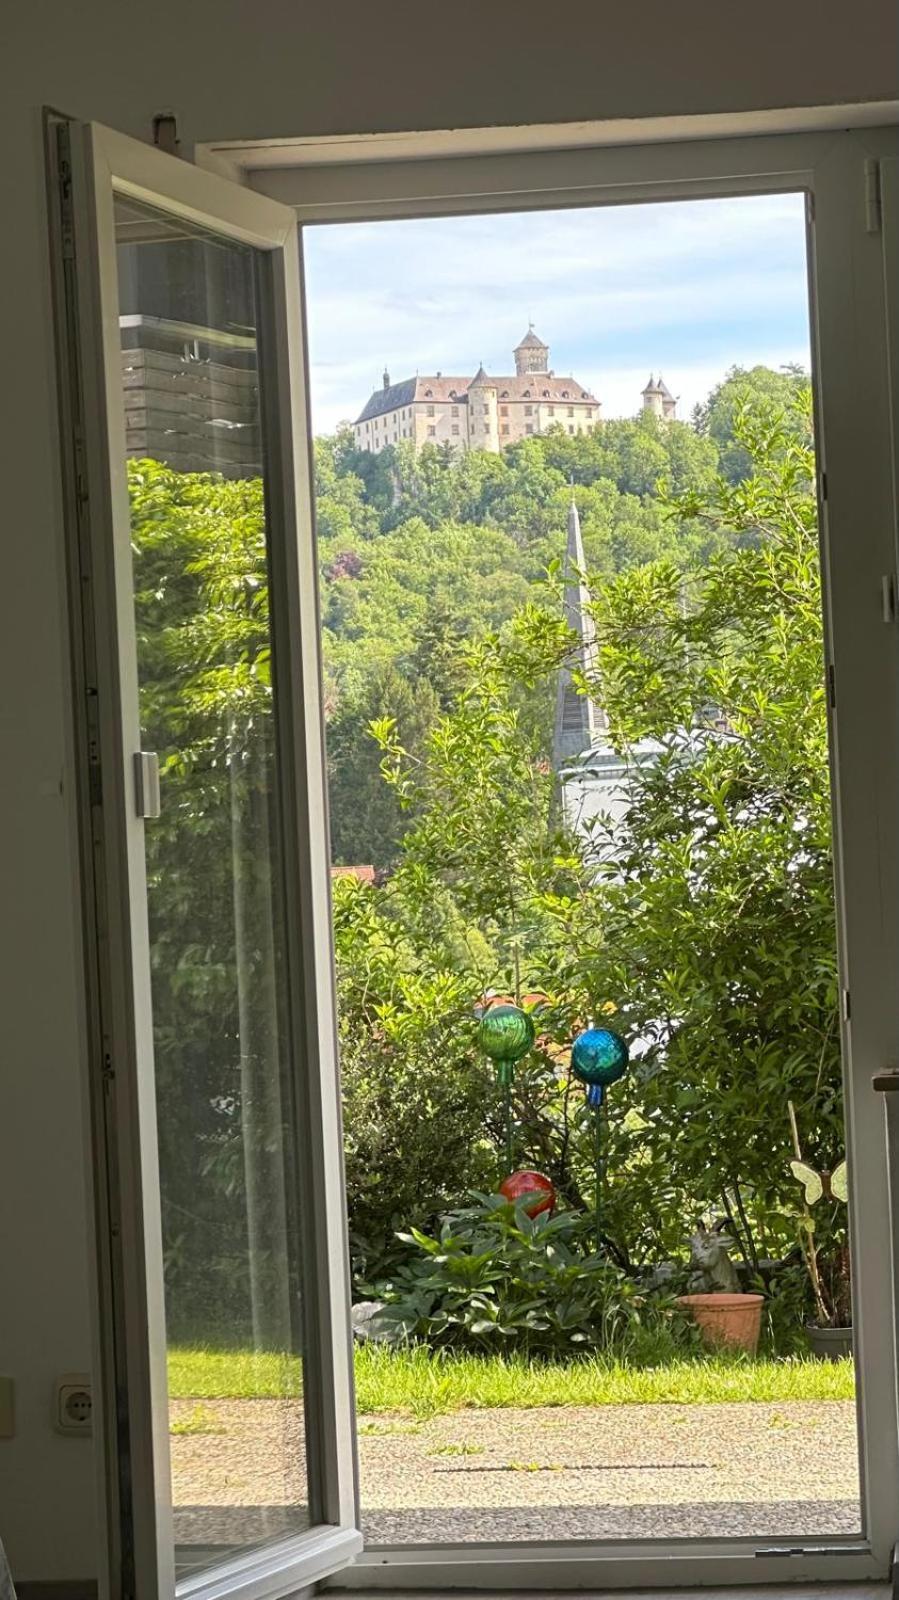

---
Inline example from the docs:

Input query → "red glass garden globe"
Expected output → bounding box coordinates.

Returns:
[499,1169,556,1216]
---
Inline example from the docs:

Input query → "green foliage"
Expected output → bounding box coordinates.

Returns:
[316,408,733,867]
[369,1193,688,1358]
[128,367,841,1358]
[334,874,496,1265]
[129,459,276,1343]
[342,382,846,1330]
[571,388,842,1276]
[693,364,809,483]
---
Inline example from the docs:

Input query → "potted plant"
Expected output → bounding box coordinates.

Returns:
[787,1100,851,1359]
[676,1222,765,1353]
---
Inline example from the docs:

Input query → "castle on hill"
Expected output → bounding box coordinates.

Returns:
[353,326,678,456]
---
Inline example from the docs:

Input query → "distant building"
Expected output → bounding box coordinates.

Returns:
[641,373,677,420]
[117,229,262,479]
[353,328,600,455]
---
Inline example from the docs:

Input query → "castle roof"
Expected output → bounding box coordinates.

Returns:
[355,370,597,423]
[515,326,548,350]
[642,373,675,399]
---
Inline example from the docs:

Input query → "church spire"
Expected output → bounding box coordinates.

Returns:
[553,492,607,770]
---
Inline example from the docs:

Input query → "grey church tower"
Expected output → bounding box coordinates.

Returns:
[553,494,606,768]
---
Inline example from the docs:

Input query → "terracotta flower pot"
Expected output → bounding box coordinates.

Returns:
[677,1292,764,1353]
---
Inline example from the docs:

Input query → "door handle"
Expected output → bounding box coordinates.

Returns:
[133,751,161,819]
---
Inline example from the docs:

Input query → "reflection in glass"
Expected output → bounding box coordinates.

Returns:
[114,196,308,1574]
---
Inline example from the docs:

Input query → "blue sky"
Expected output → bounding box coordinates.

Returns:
[303,194,810,435]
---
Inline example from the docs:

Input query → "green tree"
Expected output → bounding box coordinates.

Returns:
[693,364,808,483]
[568,386,841,1269]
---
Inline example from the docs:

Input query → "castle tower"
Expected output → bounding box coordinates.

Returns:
[514,325,550,377]
[467,364,500,453]
[553,494,607,768]
[642,374,663,418]
[642,374,677,420]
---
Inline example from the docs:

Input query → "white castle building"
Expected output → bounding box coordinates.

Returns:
[354,327,677,455]
[354,328,600,454]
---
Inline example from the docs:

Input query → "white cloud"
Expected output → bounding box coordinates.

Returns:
[303,194,810,433]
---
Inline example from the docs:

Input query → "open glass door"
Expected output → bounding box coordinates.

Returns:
[51,120,360,1599]
[234,128,899,1591]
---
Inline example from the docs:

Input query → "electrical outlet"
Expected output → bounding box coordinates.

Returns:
[55,1374,92,1435]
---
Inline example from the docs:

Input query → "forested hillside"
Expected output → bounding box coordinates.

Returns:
[318,364,806,866]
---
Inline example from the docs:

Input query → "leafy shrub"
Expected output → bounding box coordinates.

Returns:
[368,1194,693,1359]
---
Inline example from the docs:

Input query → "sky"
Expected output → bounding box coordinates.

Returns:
[302,193,811,436]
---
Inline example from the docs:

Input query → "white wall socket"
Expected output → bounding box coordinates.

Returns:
[55,1373,92,1435]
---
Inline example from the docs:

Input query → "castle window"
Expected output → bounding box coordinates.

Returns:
[451,405,459,416]
[568,424,575,434]
[548,406,555,416]
[523,389,530,398]
[428,425,436,436]
[525,423,533,434]
[427,405,435,417]
[543,389,550,397]
[424,388,433,397]
[500,405,508,416]
[561,390,569,398]
[568,407,575,417]
[500,390,509,399]
[524,405,532,416]
[501,424,510,435]
[452,424,460,435]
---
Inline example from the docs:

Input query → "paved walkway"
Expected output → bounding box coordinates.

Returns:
[170,1397,860,1550]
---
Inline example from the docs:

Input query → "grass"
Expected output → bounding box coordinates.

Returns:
[168,1343,855,1420]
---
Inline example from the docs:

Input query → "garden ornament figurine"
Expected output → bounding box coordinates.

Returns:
[688,1223,740,1293]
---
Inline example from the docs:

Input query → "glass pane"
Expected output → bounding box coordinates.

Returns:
[113,196,309,1576]
[303,195,861,1548]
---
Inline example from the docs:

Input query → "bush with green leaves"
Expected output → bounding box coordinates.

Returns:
[368,1193,692,1359]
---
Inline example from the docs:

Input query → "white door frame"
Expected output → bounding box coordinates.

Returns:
[203,123,899,1589]
[50,117,361,1600]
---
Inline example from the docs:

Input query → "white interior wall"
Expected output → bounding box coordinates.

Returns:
[1,0,897,1583]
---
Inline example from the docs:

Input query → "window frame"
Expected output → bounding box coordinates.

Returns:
[194,123,899,1589]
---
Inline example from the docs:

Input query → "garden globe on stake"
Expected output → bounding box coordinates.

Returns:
[570,1025,629,1239]
[477,1002,535,1173]
[499,1169,556,1216]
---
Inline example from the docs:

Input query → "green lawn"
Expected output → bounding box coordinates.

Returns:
[168,1343,855,1419]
